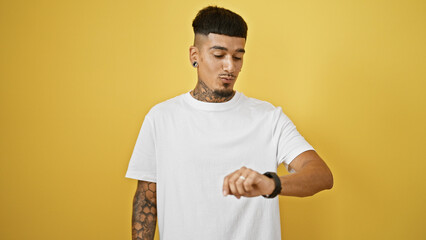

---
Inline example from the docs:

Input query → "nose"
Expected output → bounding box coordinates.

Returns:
[222,56,235,73]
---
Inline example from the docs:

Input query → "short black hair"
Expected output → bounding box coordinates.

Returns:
[192,6,248,39]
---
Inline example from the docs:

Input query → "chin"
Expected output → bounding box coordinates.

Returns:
[213,88,234,98]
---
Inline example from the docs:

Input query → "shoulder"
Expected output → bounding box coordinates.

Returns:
[240,93,292,127]
[145,92,187,119]
[241,93,283,116]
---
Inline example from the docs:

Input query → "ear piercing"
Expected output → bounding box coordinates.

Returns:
[192,61,198,68]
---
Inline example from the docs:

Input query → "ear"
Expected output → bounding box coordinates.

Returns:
[189,45,199,65]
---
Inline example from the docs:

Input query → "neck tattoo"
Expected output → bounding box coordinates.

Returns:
[191,79,235,103]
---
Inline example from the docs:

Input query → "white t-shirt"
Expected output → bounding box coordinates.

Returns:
[125,90,315,240]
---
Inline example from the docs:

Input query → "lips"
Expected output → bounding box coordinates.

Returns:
[220,77,234,83]
[220,75,235,79]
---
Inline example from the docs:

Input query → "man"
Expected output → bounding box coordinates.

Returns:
[126,6,333,240]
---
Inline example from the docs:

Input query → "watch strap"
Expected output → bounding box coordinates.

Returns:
[262,172,282,198]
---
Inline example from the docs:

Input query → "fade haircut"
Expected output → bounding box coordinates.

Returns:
[192,6,248,39]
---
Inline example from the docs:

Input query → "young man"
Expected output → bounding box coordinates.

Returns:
[126,6,333,240]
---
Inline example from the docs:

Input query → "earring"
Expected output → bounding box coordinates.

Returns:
[192,61,198,68]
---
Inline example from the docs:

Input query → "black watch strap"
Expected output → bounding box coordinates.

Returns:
[262,172,282,198]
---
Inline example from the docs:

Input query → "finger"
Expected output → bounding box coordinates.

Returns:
[228,171,243,197]
[223,175,229,196]
[223,169,240,196]
[235,175,246,196]
[243,171,258,192]
[235,168,251,196]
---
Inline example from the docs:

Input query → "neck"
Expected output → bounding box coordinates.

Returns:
[191,79,235,103]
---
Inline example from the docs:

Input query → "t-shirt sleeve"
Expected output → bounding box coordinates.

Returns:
[125,114,157,182]
[273,107,315,171]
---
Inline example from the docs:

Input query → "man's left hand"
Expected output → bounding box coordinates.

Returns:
[222,166,275,199]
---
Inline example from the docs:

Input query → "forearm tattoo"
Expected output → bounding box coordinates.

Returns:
[132,181,157,240]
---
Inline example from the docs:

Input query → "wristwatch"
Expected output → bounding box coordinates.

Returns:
[262,172,282,198]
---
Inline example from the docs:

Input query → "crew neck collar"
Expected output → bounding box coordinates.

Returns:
[183,90,242,111]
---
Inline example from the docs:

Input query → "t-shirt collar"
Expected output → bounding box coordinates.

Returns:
[184,90,242,111]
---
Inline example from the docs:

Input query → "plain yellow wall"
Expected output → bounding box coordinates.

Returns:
[1,0,425,239]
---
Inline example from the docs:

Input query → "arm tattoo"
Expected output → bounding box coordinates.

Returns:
[132,181,157,240]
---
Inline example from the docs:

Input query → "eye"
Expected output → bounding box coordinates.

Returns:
[214,55,224,58]
[233,57,242,60]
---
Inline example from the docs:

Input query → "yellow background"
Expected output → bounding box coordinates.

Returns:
[1,0,425,239]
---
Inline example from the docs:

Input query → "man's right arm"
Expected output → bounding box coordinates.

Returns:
[132,180,157,240]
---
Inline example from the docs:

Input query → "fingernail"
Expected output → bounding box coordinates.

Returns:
[223,190,227,196]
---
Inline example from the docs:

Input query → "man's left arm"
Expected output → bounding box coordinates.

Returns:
[278,150,333,197]
[222,150,333,198]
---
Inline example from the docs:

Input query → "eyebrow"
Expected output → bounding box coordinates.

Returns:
[209,46,245,53]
